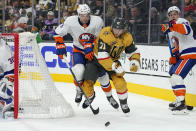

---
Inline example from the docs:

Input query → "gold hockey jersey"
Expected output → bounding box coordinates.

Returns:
[94,26,139,71]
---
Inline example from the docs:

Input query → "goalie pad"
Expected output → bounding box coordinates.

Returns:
[0,78,13,100]
[0,77,14,114]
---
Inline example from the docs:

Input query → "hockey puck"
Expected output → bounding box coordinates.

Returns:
[105,121,110,127]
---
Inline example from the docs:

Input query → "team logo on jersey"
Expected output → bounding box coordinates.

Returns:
[78,33,95,45]
[171,36,179,54]
[110,45,124,59]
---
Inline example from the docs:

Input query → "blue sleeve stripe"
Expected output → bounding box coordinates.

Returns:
[0,69,14,80]
[53,31,59,36]
[180,47,196,55]
[185,25,191,35]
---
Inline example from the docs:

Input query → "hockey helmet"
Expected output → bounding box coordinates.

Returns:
[111,17,128,30]
[47,11,54,16]
[77,4,91,15]
[168,6,181,16]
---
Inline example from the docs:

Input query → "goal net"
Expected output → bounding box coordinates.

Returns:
[0,32,73,119]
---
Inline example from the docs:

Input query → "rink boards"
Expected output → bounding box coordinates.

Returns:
[39,43,196,107]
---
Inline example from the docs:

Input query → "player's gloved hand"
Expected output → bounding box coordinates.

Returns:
[162,20,176,34]
[129,59,140,72]
[56,42,67,59]
[168,20,176,28]
[112,61,125,76]
[169,56,178,64]
[161,24,170,34]
[84,42,94,61]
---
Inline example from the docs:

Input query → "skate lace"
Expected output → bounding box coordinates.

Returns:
[172,100,178,105]
[109,97,117,105]
[173,99,184,107]
[121,104,129,109]
[173,97,184,106]
[76,90,83,98]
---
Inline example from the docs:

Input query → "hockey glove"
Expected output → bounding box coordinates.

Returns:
[84,42,94,61]
[56,42,67,59]
[112,61,125,76]
[129,59,140,72]
[168,20,176,28]
[162,20,176,34]
[161,24,170,34]
[169,56,178,64]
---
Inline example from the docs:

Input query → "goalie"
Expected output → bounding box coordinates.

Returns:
[0,38,14,114]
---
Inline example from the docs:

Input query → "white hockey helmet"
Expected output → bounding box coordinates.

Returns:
[77,4,91,15]
[168,6,181,16]
[48,11,54,16]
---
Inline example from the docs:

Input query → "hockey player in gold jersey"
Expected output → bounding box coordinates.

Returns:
[81,17,140,114]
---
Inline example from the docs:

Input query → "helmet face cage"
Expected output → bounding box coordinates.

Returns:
[77,4,91,15]
[168,6,181,17]
[111,17,128,30]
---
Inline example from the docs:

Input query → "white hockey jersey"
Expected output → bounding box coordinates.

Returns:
[55,15,103,50]
[168,18,196,59]
[0,39,14,80]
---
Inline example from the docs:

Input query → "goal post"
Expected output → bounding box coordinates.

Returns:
[1,32,73,119]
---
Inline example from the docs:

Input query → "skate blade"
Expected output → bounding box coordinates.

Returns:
[169,107,173,110]
[171,109,189,115]
[123,112,130,117]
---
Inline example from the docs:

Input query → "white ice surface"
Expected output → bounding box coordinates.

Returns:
[0,82,196,131]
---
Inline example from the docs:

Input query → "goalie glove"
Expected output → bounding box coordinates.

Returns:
[112,61,125,76]
[129,59,140,72]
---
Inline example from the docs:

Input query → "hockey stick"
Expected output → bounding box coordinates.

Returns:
[62,55,99,115]
[166,33,173,57]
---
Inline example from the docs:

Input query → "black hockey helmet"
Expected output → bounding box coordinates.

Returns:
[111,17,128,30]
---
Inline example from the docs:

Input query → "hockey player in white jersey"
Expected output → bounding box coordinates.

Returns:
[0,38,14,114]
[54,4,119,110]
[162,6,196,114]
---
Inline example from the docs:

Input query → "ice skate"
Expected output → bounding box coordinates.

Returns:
[170,99,188,115]
[170,102,194,111]
[75,89,83,106]
[169,101,177,110]
[120,99,130,114]
[107,95,119,109]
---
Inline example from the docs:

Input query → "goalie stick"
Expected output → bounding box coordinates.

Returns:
[63,55,99,115]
